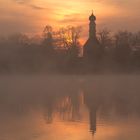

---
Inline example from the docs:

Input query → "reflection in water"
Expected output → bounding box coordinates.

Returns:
[84,86,98,135]
[0,75,140,140]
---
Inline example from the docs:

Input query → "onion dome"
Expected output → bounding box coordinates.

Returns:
[89,11,96,21]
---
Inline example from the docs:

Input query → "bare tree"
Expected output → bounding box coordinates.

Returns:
[57,26,82,49]
[42,25,55,57]
[98,29,112,49]
[43,25,53,39]
[114,31,132,66]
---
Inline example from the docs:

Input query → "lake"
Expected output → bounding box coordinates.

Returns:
[0,75,140,140]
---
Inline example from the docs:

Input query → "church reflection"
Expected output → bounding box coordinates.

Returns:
[42,82,98,135]
[83,84,99,135]
[39,77,140,135]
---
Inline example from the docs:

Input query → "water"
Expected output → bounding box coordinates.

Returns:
[0,75,140,140]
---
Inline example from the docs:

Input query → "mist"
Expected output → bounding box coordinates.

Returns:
[0,26,140,74]
[0,2,140,139]
[0,75,140,140]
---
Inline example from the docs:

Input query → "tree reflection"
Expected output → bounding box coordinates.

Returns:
[0,76,140,134]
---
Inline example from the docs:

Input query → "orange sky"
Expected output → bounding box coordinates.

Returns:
[0,0,140,41]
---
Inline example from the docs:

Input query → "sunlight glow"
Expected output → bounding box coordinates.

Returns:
[0,0,139,37]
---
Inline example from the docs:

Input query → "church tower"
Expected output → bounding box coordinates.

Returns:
[83,11,100,60]
[89,11,96,39]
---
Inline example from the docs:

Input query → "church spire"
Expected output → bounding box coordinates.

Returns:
[83,11,100,60]
[89,11,96,39]
[92,10,93,15]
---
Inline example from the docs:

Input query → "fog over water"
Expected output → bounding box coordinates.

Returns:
[0,0,140,139]
[0,74,140,140]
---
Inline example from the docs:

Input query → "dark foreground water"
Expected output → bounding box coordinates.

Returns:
[0,75,140,140]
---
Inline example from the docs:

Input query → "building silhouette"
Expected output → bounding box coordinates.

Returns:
[83,11,100,61]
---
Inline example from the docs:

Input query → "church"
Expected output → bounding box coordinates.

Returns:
[83,12,100,61]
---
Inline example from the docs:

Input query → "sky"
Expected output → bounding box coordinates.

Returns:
[0,0,140,41]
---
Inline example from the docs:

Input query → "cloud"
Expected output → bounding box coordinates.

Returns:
[14,0,30,4]
[1,0,139,36]
[29,4,46,10]
[59,13,86,24]
[14,0,45,10]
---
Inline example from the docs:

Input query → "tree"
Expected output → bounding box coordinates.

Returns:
[57,26,81,48]
[114,31,132,66]
[7,33,29,47]
[132,31,140,46]
[98,29,112,49]
[97,29,113,60]
[42,25,55,57]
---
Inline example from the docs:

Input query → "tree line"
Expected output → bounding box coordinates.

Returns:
[0,25,140,74]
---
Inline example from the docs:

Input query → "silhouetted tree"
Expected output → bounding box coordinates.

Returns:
[114,31,132,68]
[54,26,82,73]
[98,29,112,50]
[0,24,140,73]
[97,29,113,69]
[132,31,140,46]
[57,26,81,50]
[42,25,55,57]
